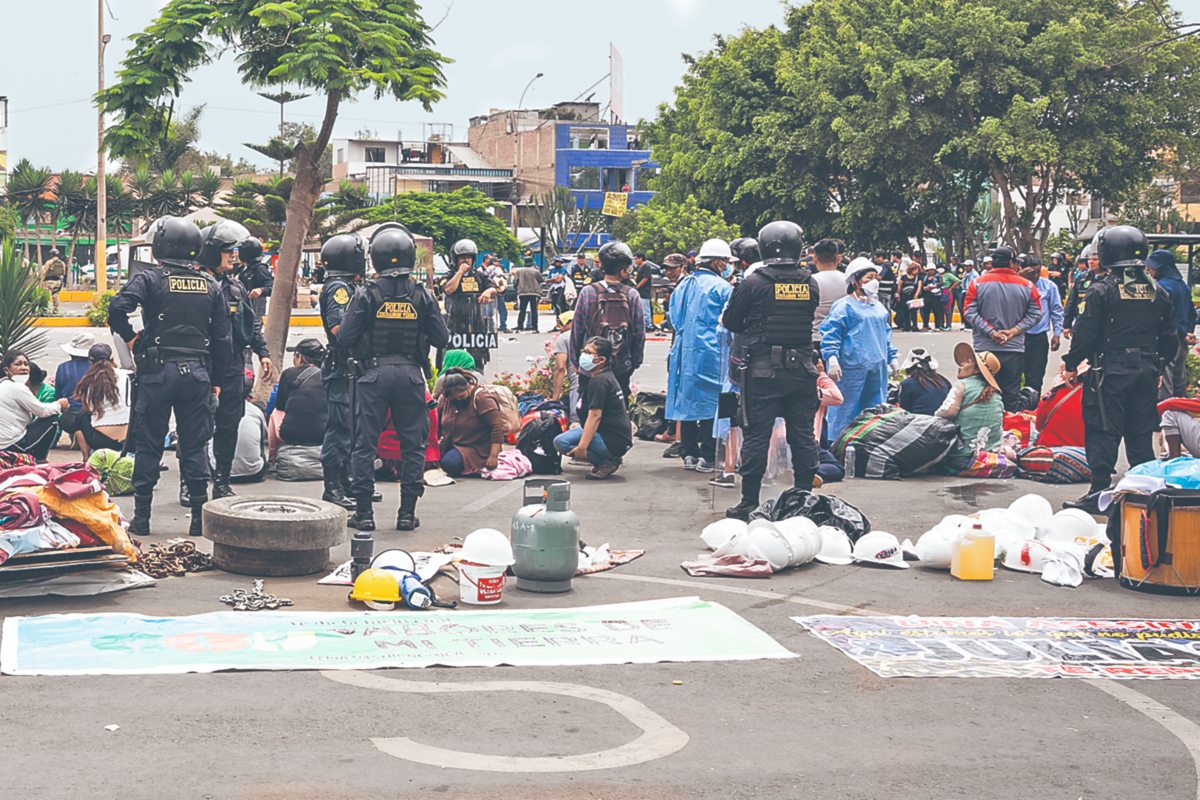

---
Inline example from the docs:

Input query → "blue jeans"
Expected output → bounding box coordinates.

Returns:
[642,296,653,330]
[554,427,614,466]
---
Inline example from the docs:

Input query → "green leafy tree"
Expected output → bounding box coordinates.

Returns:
[193,169,222,208]
[48,170,87,257]
[5,159,53,262]
[146,105,204,174]
[0,206,20,242]
[100,0,448,372]
[358,188,520,259]
[611,194,741,261]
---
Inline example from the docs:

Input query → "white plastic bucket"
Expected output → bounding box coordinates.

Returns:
[457,561,506,605]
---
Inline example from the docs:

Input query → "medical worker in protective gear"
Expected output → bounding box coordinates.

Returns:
[819,257,898,442]
[667,238,735,471]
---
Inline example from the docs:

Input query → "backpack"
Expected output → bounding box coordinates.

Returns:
[516,412,565,474]
[594,286,634,370]
[628,390,668,441]
[479,385,521,434]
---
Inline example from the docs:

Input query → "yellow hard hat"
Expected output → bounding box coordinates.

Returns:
[348,568,401,610]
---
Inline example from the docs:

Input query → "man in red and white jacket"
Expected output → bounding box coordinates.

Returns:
[963,246,1042,411]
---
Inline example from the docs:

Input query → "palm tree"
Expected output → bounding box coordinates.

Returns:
[193,170,222,208]
[59,172,92,265]
[0,239,49,358]
[49,170,86,260]
[127,164,157,235]
[147,170,185,218]
[5,159,53,263]
[178,170,198,212]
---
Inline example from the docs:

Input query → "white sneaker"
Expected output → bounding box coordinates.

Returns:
[709,472,736,488]
[695,458,716,474]
[682,456,699,471]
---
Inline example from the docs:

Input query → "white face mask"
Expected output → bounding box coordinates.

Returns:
[862,279,881,296]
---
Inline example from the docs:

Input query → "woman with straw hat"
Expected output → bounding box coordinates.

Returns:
[936,342,1004,472]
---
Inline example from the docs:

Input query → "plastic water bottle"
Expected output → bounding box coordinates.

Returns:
[843,445,857,479]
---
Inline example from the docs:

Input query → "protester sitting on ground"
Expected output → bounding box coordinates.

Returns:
[1160,396,1200,458]
[820,258,898,442]
[1147,249,1197,400]
[553,337,632,480]
[433,349,482,399]
[55,332,97,413]
[936,342,1004,473]
[550,312,579,424]
[70,344,131,459]
[0,351,68,463]
[437,368,505,477]
[268,338,327,460]
[896,348,951,416]
[208,370,268,483]
[26,362,56,406]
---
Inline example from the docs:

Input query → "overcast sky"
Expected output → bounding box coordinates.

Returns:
[2,0,790,172]
[5,0,1200,173]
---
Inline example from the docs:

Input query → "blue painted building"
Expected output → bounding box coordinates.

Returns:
[553,122,655,211]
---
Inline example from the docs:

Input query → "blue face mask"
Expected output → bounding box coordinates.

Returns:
[579,353,598,372]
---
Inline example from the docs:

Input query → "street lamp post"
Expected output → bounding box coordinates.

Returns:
[96,0,110,294]
[513,72,544,237]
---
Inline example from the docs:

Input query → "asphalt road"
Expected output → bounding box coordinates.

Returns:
[2,319,1197,800]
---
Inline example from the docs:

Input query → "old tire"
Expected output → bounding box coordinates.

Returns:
[204,496,346,577]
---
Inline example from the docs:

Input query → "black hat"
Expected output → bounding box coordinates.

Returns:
[287,338,326,361]
[87,343,113,362]
[991,246,1015,266]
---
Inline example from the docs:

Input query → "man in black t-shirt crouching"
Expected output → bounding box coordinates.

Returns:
[553,337,633,480]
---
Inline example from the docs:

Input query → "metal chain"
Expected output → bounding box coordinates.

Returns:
[136,540,214,579]
[219,579,294,612]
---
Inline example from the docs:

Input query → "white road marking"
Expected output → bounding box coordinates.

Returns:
[591,571,883,614]
[1089,681,1200,800]
[460,480,524,513]
[322,669,689,772]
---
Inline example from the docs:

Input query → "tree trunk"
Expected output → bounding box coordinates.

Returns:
[256,91,341,402]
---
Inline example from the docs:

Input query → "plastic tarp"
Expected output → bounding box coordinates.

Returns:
[749,488,872,542]
[833,405,958,479]
[274,445,323,482]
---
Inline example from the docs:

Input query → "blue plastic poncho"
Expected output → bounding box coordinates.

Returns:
[667,270,733,421]
[819,294,897,441]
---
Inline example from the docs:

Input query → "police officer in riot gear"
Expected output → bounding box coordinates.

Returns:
[338,227,450,532]
[1062,225,1177,516]
[192,220,274,502]
[442,238,497,370]
[721,220,821,521]
[109,217,233,536]
[318,233,369,510]
[236,236,274,318]
[729,237,761,285]
[1064,244,1105,337]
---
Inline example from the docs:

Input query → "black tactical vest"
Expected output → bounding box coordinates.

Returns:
[368,278,422,359]
[1104,273,1163,354]
[749,265,817,350]
[151,265,213,356]
[222,276,256,349]
[320,279,354,364]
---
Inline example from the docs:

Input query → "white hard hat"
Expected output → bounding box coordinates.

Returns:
[976,509,1034,557]
[1043,509,1098,545]
[915,527,958,569]
[1001,539,1054,573]
[1008,494,1054,531]
[774,517,821,565]
[459,528,515,566]
[1084,542,1114,578]
[814,526,854,565]
[746,519,815,571]
[853,531,910,569]
[371,548,417,572]
[697,238,733,262]
[845,256,877,284]
[701,518,746,551]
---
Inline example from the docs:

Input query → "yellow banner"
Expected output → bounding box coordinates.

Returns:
[602,192,629,217]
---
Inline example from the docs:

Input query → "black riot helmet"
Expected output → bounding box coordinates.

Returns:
[1096,225,1149,272]
[196,220,251,270]
[730,237,762,265]
[597,240,634,275]
[370,228,417,276]
[450,239,479,265]
[757,221,805,266]
[150,216,203,268]
[238,236,264,264]
[374,221,412,239]
[321,233,367,277]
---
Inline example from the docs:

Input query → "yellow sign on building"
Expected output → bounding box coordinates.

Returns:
[602,192,629,217]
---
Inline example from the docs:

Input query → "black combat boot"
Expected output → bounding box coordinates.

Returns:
[396,493,420,532]
[188,483,208,537]
[341,464,382,503]
[348,493,375,532]
[179,479,191,508]
[725,476,761,521]
[129,494,152,536]
[322,468,356,509]
[212,471,235,500]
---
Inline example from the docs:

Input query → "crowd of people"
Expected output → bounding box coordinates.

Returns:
[1,211,1188,534]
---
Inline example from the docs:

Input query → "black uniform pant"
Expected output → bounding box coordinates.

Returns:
[350,363,428,501]
[132,360,213,497]
[517,295,540,331]
[680,419,716,461]
[920,296,946,329]
[1022,332,1050,397]
[321,373,351,472]
[990,351,1025,412]
[211,371,246,477]
[739,372,820,498]
[1082,364,1159,493]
